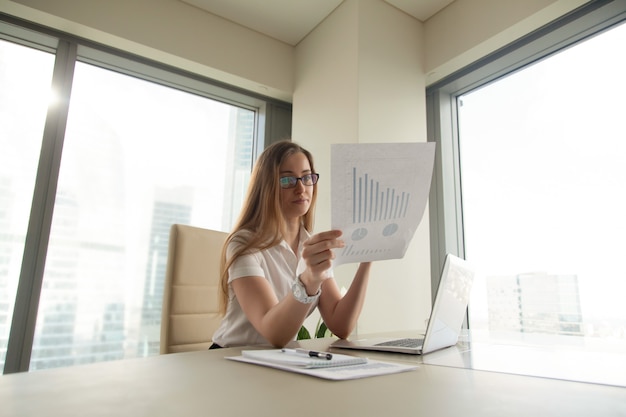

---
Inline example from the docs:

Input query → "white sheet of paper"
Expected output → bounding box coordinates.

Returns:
[331,142,436,265]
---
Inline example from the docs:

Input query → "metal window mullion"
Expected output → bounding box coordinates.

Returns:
[427,90,465,303]
[4,39,77,374]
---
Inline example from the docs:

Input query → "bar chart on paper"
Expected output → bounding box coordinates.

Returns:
[344,167,411,255]
[331,143,436,265]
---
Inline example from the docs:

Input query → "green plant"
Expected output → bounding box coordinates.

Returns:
[297,318,332,340]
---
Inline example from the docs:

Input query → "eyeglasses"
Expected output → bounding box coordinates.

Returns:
[279,173,320,189]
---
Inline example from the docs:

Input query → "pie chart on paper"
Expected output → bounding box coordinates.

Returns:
[351,227,368,241]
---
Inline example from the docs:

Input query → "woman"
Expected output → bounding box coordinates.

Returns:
[211,140,372,348]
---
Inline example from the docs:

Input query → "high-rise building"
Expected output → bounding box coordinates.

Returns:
[486,272,583,336]
[137,188,192,356]
[223,107,254,230]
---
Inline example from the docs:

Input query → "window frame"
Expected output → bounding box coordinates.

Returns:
[425,0,626,300]
[1,14,292,373]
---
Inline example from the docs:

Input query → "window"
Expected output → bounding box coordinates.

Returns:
[459,21,626,343]
[30,61,256,369]
[427,1,626,351]
[1,17,291,373]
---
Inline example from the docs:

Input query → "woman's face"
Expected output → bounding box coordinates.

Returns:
[278,152,314,221]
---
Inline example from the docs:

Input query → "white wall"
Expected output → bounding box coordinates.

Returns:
[424,0,588,85]
[1,0,588,97]
[293,0,432,334]
[1,0,295,101]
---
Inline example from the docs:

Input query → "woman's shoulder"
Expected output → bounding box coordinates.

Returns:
[227,229,253,249]
[228,228,285,254]
[227,229,266,256]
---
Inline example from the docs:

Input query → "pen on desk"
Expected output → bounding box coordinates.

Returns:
[281,348,333,360]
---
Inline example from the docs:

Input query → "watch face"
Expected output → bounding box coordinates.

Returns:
[296,282,308,300]
[294,283,304,298]
[293,280,312,303]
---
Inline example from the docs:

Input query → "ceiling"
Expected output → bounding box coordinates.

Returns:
[179,0,455,46]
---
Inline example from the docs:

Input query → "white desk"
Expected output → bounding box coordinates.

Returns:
[1,338,625,417]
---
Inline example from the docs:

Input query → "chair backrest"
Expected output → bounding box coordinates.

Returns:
[160,224,228,354]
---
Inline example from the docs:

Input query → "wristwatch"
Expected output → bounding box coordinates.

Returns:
[292,275,321,304]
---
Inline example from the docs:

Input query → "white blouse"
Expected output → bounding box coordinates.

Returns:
[211,227,322,347]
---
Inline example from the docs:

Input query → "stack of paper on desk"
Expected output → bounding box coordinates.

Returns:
[241,349,367,368]
[227,349,418,380]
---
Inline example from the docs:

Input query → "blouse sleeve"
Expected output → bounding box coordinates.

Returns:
[225,237,265,284]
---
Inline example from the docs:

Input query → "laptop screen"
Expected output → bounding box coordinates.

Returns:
[422,254,475,353]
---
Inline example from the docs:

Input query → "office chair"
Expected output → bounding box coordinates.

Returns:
[160,224,228,354]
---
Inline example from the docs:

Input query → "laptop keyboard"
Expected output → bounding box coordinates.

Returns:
[375,338,424,348]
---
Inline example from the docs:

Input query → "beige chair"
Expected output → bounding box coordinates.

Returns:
[160,224,228,354]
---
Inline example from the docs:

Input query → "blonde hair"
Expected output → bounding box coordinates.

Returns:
[218,141,317,314]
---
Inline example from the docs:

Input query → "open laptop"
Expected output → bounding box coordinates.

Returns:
[331,253,475,355]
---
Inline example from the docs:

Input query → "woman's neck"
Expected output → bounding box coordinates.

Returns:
[283,218,301,254]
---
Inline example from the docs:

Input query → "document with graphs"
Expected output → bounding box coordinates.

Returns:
[331,142,436,266]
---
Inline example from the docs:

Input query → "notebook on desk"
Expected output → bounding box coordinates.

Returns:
[331,253,475,355]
